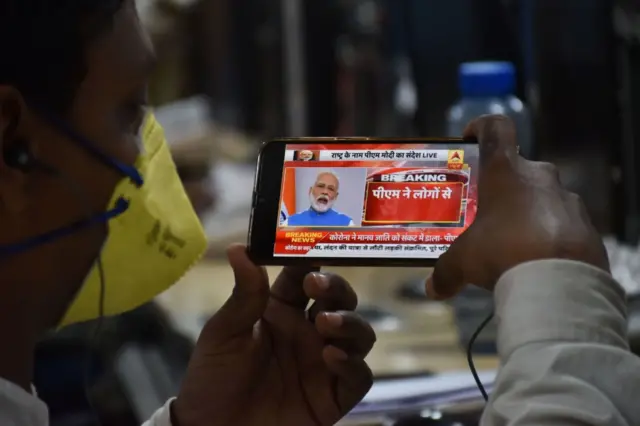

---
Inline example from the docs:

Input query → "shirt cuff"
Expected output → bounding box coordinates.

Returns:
[141,397,176,426]
[494,259,629,361]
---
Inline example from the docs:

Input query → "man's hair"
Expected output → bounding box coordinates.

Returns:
[314,170,340,189]
[0,0,126,114]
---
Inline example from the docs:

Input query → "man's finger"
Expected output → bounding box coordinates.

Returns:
[270,265,319,309]
[463,115,519,167]
[201,244,269,342]
[304,272,358,321]
[531,161,562,186]
[315,311,376,357]
[426,226,479,300]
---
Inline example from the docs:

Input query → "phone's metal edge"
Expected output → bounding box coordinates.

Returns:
[262,136,471,143]
[246,141,271,251]
[256,258,437,268]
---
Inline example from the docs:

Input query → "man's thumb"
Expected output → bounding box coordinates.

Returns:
[426,227,477,300]
[201,244,270,342]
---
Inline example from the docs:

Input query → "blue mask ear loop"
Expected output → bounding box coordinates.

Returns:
[0,108,146,258]
[36,111,143,187]
[0,198,129,257]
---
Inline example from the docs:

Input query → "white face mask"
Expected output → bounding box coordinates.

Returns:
[309,192,334,213]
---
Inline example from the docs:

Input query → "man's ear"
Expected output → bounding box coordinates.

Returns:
[0,85,28,162]
[0,86,30,216]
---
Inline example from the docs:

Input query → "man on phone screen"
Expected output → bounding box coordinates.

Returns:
[283,171,355,227]
[295,150,315,161]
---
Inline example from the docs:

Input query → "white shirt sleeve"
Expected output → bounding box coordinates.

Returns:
[0,382,48,426]
[141,397,175,426]
[348,220,355,226]
[482,259,640,426]
[140,260,640,426]
[281,219,288,227]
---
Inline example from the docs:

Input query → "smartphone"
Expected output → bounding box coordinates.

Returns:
[247,138,479,267]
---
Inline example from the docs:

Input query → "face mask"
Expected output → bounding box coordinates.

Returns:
[61,113,207,325]
[0,112,207,327]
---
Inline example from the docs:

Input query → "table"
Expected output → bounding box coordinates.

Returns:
[156,260,499,376]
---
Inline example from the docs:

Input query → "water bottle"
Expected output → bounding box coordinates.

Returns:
[447,62,532,354]
[447,61,532,158]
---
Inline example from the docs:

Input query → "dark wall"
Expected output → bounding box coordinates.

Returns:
[612,0,640,243]
[532,0,619,233]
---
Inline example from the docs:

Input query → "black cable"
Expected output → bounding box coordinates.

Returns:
[35,160,107,426]
[466,311,494,402]
[83,257,106,426]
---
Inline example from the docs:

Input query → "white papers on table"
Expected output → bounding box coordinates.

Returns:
[201,162,254,241]
[346,370,496,418]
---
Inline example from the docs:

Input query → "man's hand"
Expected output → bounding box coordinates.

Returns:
[427,115,610,299]
[172,244,376,426]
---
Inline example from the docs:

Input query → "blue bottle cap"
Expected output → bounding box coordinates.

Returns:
[459,61,516,98]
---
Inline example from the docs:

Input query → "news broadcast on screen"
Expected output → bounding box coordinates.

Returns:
[276,142,479,258]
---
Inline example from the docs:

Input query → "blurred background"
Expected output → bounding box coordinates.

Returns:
[34,0,640,425]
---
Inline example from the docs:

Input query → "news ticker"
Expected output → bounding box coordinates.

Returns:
[285,149,465,163]
[273,230,459,256]
[275,243,451,258]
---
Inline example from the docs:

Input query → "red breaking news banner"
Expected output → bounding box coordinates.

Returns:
[275,142,478,258]
[362,168,469,224]
[363,182,464,223]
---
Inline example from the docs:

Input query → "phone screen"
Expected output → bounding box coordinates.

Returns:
[273,142,479,259]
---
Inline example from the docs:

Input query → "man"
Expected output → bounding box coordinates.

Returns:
[1,1,636,424]
[428,115,640,425]
[296,150,315,161]
[284,171,355,227]
[0,2,375,426]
